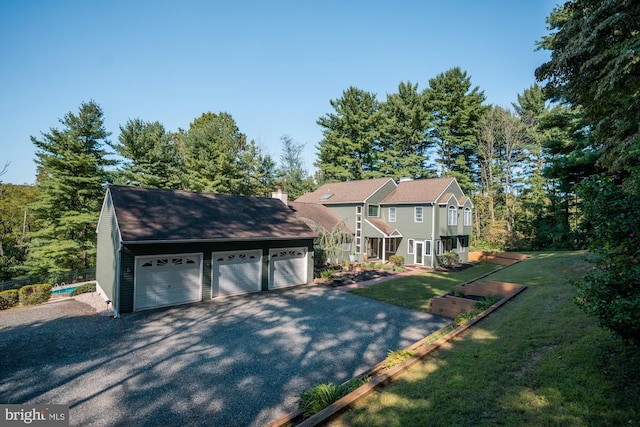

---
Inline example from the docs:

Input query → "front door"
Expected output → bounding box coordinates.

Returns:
[415,241,424,265]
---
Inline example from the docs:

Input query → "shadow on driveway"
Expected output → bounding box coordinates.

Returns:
[0,285,450,426]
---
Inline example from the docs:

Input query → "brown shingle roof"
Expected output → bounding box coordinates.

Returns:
[366,218,399,236]
[381,177,456,204]
[294,178,395,204]
[108,185,316,243]
[288,202,353,233]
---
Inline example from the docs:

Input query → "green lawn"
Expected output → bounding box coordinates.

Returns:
[332,251,640,426]
[348,262,502,312]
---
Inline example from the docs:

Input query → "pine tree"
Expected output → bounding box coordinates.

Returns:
[424,67,487,192]
[379,81,435,180]
[112,118,183,189]
[316,87,383,182]
[26,101,114,279]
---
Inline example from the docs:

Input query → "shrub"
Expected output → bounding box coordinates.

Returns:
[0,289,19,310]
[298,377,370,418]
[70,282,96,296]
[19,284,52,305]
[439,252,460,268]
[389,255,404,266]
[575,172,640,345]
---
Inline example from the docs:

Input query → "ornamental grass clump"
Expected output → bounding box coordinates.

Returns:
[298,377,370,418]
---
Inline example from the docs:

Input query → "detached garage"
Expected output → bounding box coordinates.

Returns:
[95,185,316,315]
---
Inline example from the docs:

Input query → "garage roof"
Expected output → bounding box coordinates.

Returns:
[108,185,317,243]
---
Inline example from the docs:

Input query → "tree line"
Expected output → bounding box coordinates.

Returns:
[0,106,314,282]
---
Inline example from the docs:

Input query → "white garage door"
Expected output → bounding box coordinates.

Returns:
[134,253,202,311]
[212,249,262,297]
[269,247,308,289]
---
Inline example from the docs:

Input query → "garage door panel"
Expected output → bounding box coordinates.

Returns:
[213,250,262,297]
[134,253,202,311]
[269,247,307,289]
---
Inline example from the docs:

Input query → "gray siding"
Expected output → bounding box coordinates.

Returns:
[95,192,119,304]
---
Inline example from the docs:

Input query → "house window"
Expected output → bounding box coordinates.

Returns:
[355,206,362,253]
[464,208,472,226]
[368,204,379,217]
[436,240,444,255]
[457,237,466,253]
[425,240,431,256]
[342,242,351,251]
[387,238,398,253]
[415,206,423,223]
[408,238,415,254]
[389,207,396,222]
[448,206,457,226]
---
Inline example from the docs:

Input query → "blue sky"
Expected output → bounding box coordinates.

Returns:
[0,0,558,185]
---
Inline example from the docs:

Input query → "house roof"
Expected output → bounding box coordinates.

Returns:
[380,177,457,204]
[288,201,353,233]
[294,178,395,204]
[366,218,401,237]
[108,185,317,243]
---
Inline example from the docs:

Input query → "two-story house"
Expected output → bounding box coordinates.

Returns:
[290,177,473,268]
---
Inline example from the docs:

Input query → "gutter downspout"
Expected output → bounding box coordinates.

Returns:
[114,242,122,318]
[430,203,435,269]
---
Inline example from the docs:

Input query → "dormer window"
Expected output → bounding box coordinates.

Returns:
[448,206,457,226]
[464,208,472,226]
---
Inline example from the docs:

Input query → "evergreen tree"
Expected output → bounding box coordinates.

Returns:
[424,67,487,192]
[316,87,383,182]
[537,0,640,344]
[276,135,315,200]
[26,101,114,278]
[379,81,435,179]
[111,118,183,189]
[182,112,252,195]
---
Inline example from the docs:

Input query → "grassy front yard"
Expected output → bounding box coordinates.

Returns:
[333,251,640,426]
[348,262,502,311]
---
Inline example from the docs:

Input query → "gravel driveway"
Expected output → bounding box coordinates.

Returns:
[0,285,450,426]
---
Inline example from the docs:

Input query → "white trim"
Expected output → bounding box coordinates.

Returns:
[389,206,396,222]
[134,252,203,311]
[415,206,423,223]
[448,206,458,226]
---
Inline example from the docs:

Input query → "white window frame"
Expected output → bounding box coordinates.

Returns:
[457,237,466,253]
[389,207,396,222]
[387,238,397,252]
[448,206,457,226]
[464,208,472,226]
[436,240,444,255]
[408,238,415,255]
[424,240,431,256]
[415,206,423,223]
